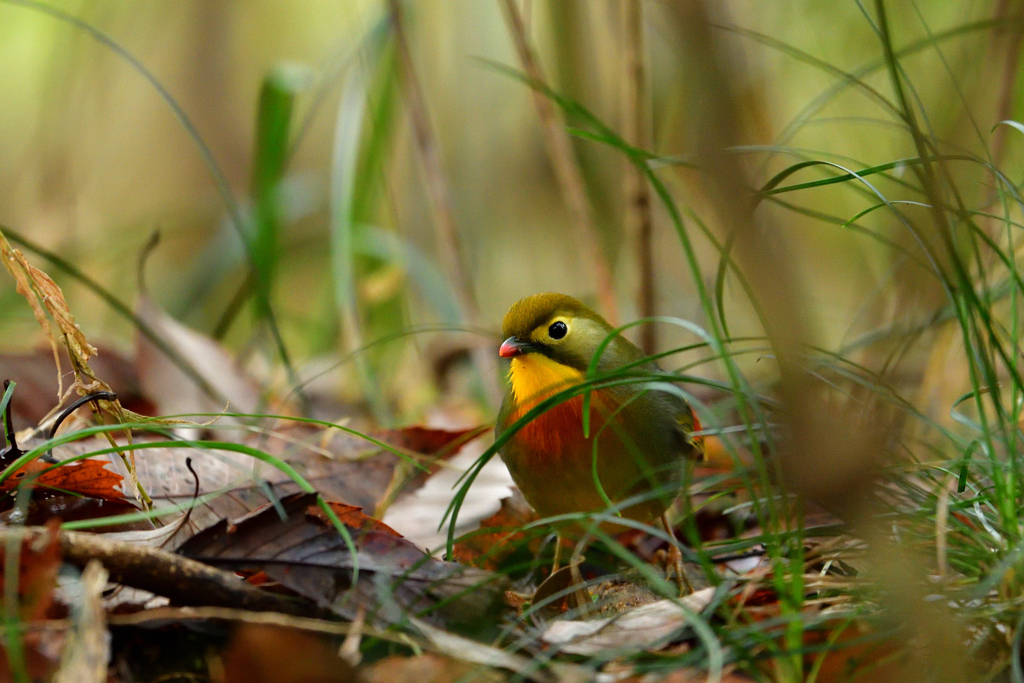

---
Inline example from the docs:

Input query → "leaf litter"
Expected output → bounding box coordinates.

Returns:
[0,236,870,683]
[178,492,505,632]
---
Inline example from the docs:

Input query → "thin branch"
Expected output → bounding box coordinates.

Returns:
[499,0,619,324]
[0,527,309,616]
[622,0,655,352]
[388,0,477,321]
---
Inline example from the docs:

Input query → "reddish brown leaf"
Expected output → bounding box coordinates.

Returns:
[223,624,358,683]
[0,519,62,621]
[306,501,401,537]
[0,459,124,502]
[374,425,489,457]
[451,489,541,570]
[179,493,507,631]
[0,520,66,679]
[243,570,272,587]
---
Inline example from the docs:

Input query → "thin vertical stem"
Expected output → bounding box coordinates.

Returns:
[989,0,1024,170]
[499,0,620,324]
[388,0,477,322]
[621,0,655,353]
[388,1,501,406]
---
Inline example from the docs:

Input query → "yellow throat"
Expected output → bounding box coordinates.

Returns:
[509,353,584,406]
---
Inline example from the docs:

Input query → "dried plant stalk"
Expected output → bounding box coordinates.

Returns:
[621,0,655,353]
[0,230,150,507]
[388,0,477,321]
[500,0,619,325]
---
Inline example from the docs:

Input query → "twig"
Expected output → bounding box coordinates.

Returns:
[338,605,365,666]
[621,0,655,352]
[388,0,503,407]
[387,0,477,321]
[0,527,309,616]
[108,606,407,644]
[499,0,619,325]
[112,606,569,683]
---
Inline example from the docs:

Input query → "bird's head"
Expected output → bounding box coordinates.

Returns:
[499,293,634,374]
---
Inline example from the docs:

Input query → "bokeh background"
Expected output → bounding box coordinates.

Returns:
[0,0,1014,422]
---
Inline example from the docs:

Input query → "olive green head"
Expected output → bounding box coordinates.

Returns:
[499,293,643,372]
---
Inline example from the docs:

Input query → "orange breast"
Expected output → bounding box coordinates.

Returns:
[505,353,608,465]
[510,395,586,463]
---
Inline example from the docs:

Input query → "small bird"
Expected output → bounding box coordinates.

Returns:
[496,293,704,587]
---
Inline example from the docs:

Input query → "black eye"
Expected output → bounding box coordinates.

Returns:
[548,321,567,340]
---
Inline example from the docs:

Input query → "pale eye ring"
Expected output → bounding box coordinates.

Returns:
[548,321,568,340]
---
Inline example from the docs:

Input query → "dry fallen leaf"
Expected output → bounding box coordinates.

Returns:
[0,519,62,622]
[541,587,716,656]
[134,293,260,421]
[373,424,490,518]
[307,501,402,537]
[0,521,66,680]
[222,624,358,683]
[178,492,507,631]
[0,459,126,502]
[382,438,516,550]
[451,489,540,570]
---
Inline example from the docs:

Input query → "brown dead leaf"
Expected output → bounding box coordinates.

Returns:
[451,489,540,570]
[375,425,489,459]
[178,493,507,631]
[0,521,66,680]
[0,519,62,622]
[307,501,401,537]
[541,588,716,656]
[90,426,401,548]
[0,459,125,502]
[361,653,506,683]
[134,293,260,420]
[222,624,358,683]
[373,425,490,517]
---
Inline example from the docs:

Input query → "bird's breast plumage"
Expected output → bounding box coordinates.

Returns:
[498,352,686,522]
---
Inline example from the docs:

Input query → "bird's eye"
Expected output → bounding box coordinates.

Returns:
[548,321,568,340]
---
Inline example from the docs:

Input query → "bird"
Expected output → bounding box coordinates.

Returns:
[495,293,704,592]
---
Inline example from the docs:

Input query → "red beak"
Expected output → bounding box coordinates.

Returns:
[499,336,533,358]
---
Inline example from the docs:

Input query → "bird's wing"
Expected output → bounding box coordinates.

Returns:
[675,401,705,460]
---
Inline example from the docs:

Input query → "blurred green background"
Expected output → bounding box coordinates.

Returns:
[0,0,1013,421]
